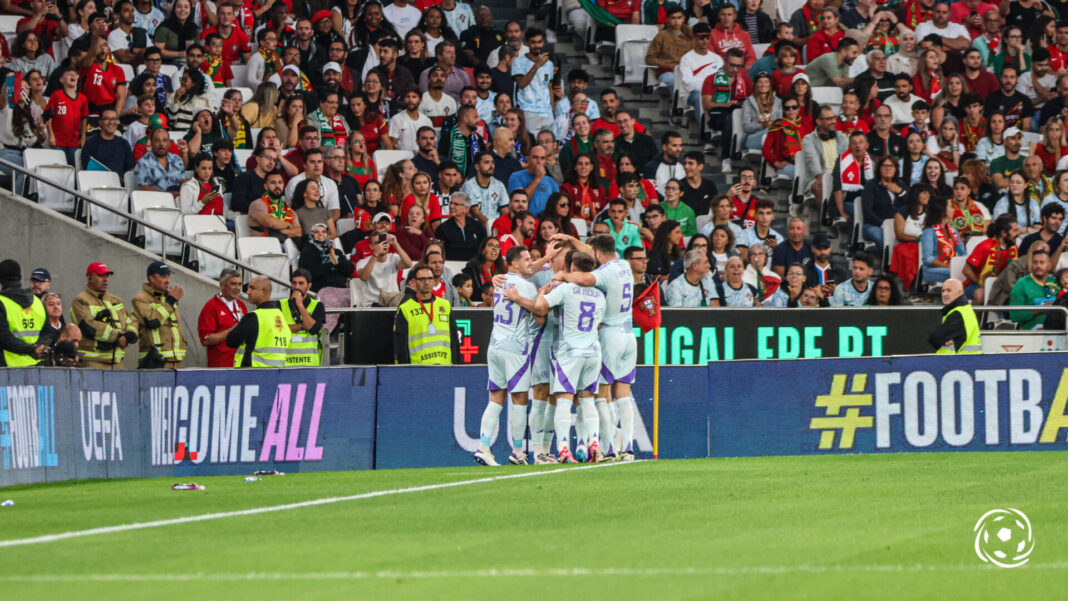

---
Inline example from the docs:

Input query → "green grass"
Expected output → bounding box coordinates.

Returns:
[0,453,1064,600]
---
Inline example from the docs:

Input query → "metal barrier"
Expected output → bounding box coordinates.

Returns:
[0,157,291,291]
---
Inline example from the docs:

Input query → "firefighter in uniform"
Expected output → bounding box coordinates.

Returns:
[281,269,326,366]
[226,277,292,368]
[131,261,187,368]
[71,262,138,369]
[393,263,457,364]
[929,278,982,354]
[0,260,48,366]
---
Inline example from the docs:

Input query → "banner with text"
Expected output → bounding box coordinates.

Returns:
[708,354,1068,457]
[345,308,943,365]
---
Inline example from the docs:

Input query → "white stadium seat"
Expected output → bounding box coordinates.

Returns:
[131,191,179,253]
[77,170,121,192]
[117,63,135,82]
[143,207,183,256]
[234,148,253,167]
[336,217,356,236]
[87,187,129,236]
[812,87,843,111]
[230,65,249,87]
[234,214,251,238]
[373,149,414,174]
[613,25,659,85]
[0,15,21,31]
[237,236,283,259]
[237,237,290,299]
[193,231,237,279]
[35,164,76,214]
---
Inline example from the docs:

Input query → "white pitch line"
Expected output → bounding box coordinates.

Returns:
[0,462,630,550]
[3,563,1068,583]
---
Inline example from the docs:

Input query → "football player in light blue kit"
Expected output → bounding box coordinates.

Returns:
[553,233,639,461]
[531,251,606,463]
[505,239,574,464]
[474,246,543,466]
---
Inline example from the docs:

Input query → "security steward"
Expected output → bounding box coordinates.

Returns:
[131,261,186,368]
[282,269,326,366]
[72,262,138,369]
[0,259,49,366]
[226,276,292,368]
[929,278,982,354]
[393,263,457,364]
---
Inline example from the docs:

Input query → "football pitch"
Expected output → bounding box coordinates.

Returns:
[0,452,1064,600]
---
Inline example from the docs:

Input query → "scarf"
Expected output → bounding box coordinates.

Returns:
[963,116,986,152]
[927,71,941,100]
[839,151,873,192]
[574,181,598,221]
[902,0,932,30]
[569,135,593,157]
[866,32,898,56]
[197,182,224,215]
[346,159,375,187]
[933,223,961,263]
[984,34,1000,55]
[448,127,480,175]
[314,109,348,147]
[770,118,803,156]
[258,46,280,81]
[201,56,225,88]
[801,3,822,34]
[951,198,986,235]
[837,114,865,134]
[262,193,294,225]
[299,70,312,91]
[220,114,247,149]
[154,73,168,109]
[1028,176,1053,204]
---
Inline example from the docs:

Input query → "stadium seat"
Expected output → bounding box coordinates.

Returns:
[336,217,356,236]
[1021,132,1041,156]
[143,207,183,256]
[130,190,178,252]
[123,170,137,193]
[349,277,372,307]
[965,235,988,255]
[695,212,714,233]
[949,255,966,281]
[35,164,77,215]
[87,187,130,236]
[230,65,249,87]
[117,63,135,82]
[77,170,122,192]
[812,87,843,111]
[881,218,897,268]
[237,236,283,259]
[669,65,690,120]
[444,260,465,277]
[753,43,771,56]
[0,15,20,31]
[776,0,805,23]
[232,87,254,103]
[237,237,290,298]
[191,230,236,278]
[572,219,588,238]
[731,109,763,161]
[168,130,186,142]
[23,148,69,197]
[373,149,414,174]
[250,128,263,144]
[284,237,300,270]
[159,64,178,79]
[613,25,658,85]
[234,148,253,166]
[234,214,251,238]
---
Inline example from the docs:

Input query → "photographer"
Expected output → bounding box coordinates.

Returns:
[71,262,138,370]
[132,261,186,368]
[0,259,49,367]
[44,324,83,368]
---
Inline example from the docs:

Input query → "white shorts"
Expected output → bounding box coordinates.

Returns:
[550,351,601,396]
[530,327,554,387]
[487,346,531,393]
[598,326,637,385]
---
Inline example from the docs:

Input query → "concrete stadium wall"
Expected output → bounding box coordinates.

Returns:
[0,191,220,367]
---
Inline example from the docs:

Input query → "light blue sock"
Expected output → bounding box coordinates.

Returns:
[479,402,503,451]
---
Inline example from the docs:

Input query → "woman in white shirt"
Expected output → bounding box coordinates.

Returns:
[926,115,965,173]
[179,155,224,215]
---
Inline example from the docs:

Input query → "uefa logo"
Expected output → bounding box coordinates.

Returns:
[973,508,1035,568]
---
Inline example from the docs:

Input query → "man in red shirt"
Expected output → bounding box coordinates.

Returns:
[197,269,249,368]
[702,48,753,172]
[80,35,127,119]
[201,3,250,66]
[44,66,88,165]
[491,189,529,239]
[805,7,844,61]
[1049,21,1068,72]
[15,0,67,56]
[351,213,398,261]
[708,5,757,67]
[590,88,647,136]
[499,210,535,254]
[949,0,997,39]
[962,214,1019,304]
[598,0,639,23]
[962,47,1000,97]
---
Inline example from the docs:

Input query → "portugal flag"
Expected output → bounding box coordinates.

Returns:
[632,279,661,334]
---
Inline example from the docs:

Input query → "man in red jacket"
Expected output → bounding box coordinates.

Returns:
[708,5,756,67]
[197,269,248,367]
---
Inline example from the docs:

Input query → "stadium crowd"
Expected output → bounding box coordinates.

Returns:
[0,0,1068,364]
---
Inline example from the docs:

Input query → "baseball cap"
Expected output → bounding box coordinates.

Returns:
[1005,126,1023,138]
[812,233,832,249]
[86,262,114,276]
[30,267,51,282]
[312,9,332,22]
[322,61,341,74]
[428,65,445,75]
[372,212,394,224]
[282,64,301,76]
[147,261,171,277]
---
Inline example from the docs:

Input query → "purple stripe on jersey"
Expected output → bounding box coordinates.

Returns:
[554,360,576,394]
[584,379,599,393]
[507,356,531,390]
[529,325,545,357]
[487,381,503,391]
[617,367,636,384]
[600,364,616,385]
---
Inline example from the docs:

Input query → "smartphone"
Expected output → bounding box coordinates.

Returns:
[376,233,387,244]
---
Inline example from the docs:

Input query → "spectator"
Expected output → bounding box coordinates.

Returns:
[43,67,88,166]
[558,112,593,172]
[642,130,685,195]
[418,41,470,102]
[561,153,607,224]
[488,126,523,187]
[499,210,535,254]
[802,232,847,291]
[985,66,1034,131]
[453,273,477,306]
[699,194,744,242]
[614,110,657,170]
[388,88,434,152]
[356,231,413,306]
[397,204,433,259]
[736,199,782,259]
[799,105,847,210]
[648,219,683,279]
[9,31,55,78]
[920,197,967,285]
[210,139,239,192]
[664,248,719,307]
[437,191,488,261]
[708,4,756,67]
[511,28,553,133]
[196,269,247,368]
[805,36,859,88]
[604,198,642,256]
[1020,203,1067,256]
[947,176,989,241]
[460,6,504,67]
[717,256,760,306]
[179,154,224,215]
[167,68,212,132]
[762,97,805,181]
[645,7,693,89]
[154,2,199,64]
[232,147,278,214]
[422,249,460,306]
[109,0,149,66]
[742,242,781,301]
[1009,247,1060,329]
[994,171,1041,231]
[295,222,354,293]
[765,263,808,307]
[79,108,134,174]
[806,7,845,62]
[438,105,485,178]
[701,48,752,171]
[508,145,559,215]
[741,73,781,151]
[772,217,813,277]
[661,179,696,237]
[462,236,506,300]
[462,151,508,225]
[249,171,304,242]
[963,214,1020,304]
[131,261,185,368]
[865,274,907,306]
[384,0,421,39]
[247,29,282,87]
[135,127,186,196]
[676,151,716,216]
[829,252,874,306]
[989,240,1047,305]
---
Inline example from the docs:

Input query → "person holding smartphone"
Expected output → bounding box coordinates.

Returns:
[179,154,224,215]
[804,232,849,296]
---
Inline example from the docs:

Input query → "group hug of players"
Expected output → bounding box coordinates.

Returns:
[473,233,638,466]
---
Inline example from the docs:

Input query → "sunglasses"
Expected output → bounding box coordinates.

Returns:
[784,105,799,110]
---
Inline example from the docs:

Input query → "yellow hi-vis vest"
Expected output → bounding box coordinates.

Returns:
[234,308,291,368]
[137,290,186,362]
[0,294,44,366]
[937,303,982,354]
[280,297,321,366]
[397,296,452,365]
